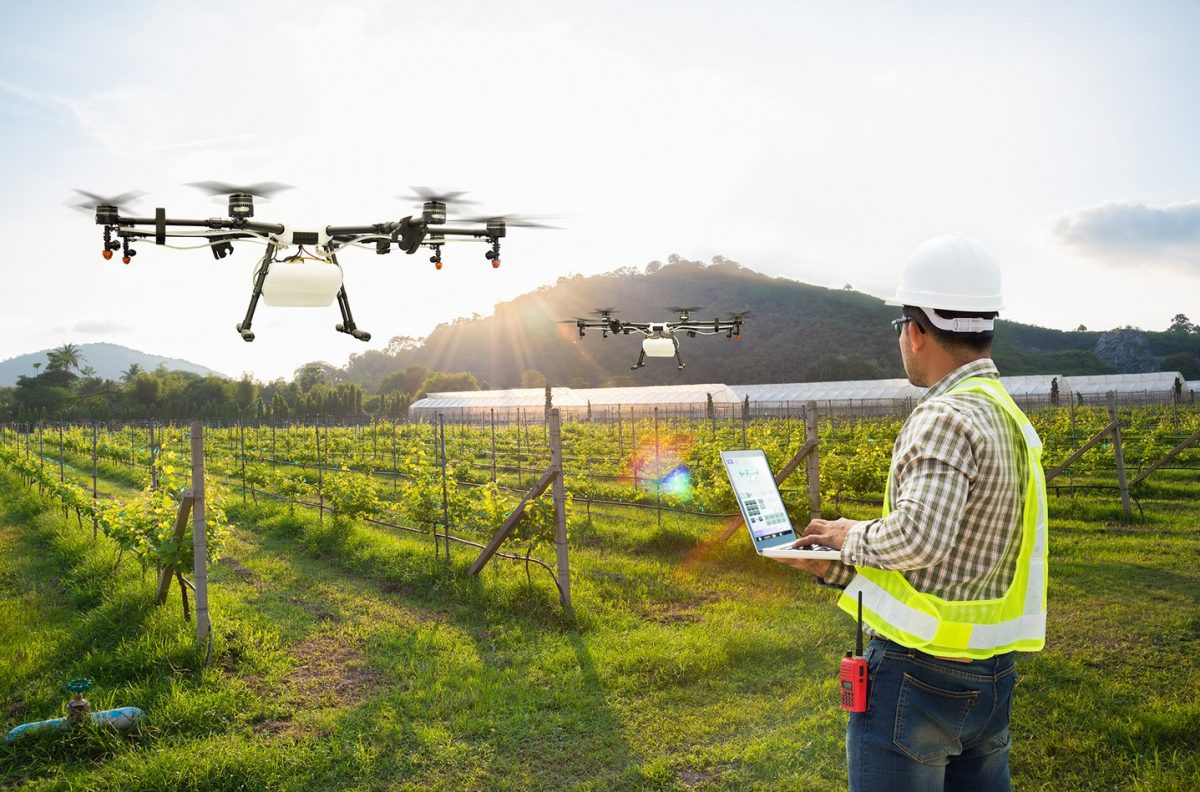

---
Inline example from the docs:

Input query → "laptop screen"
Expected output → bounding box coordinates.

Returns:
[721,450,795,544]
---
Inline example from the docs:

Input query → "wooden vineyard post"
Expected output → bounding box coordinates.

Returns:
[550,408,570,609]
[191,422,212,654]
[58,425,64,483]
[490,409,497,483]
[392,420,399,494]
[91,423,98,539]
[742,396,749,449]
[516,411,523,488]
[806,401,822,519]
[155,493,194,606]
[617,406,623,461]
[239,421,247,504]
[654,407,662,530]
[149,422,157,490]
[1108,392,1132,521]
[315,421,324,524]
[469,408,570,610]
[439,414,449,564]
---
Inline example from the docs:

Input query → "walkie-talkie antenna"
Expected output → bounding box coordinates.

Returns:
[856,590,864,656]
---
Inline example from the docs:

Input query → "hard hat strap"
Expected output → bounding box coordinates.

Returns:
[918,307,995,333]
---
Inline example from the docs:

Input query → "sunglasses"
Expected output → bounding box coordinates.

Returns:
[891,315,926,338]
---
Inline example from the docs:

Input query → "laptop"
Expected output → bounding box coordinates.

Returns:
[720,449,841,559]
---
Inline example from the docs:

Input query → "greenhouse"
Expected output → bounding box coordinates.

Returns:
[731,379,924,416]
[409,372,1190,422]
[409,384,740,422]
[1059,372,1187,405]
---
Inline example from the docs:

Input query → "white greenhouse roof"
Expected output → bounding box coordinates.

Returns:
[1061,372,1184,396]
[412,387,587,410]
[410,384,738,412]
[409,372,1188,414]
[998,375,1066,397]
[1187,380,1200,394]
[569,384,740,406]
[733,379,924,403]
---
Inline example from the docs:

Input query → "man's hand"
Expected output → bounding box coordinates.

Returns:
[769,556,832,578]
[800,517,858,551]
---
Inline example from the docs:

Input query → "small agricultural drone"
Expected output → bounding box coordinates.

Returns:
[72,184,553,343]
[564,307,749,370]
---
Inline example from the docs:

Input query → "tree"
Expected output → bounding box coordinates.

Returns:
[520,369,547,388]
[1074,324,1088,332]
[295,362,334,393]
[645,260,662,274]
[1168,313,1196,333]
[235,373,259,411]
[415,371,480,399]
[379,365,430,396]
[122,363,143,383]
[385,335,423,356]
[132,374,163,408]
[1161,353,1200,380]
[47,343,84,373]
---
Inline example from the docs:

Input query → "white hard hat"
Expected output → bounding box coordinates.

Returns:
[886,233,1005,313]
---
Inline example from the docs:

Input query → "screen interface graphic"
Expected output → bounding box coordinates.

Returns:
[724,454,793,542]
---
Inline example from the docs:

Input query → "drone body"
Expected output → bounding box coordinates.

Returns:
[565,307,748,370]
[74,185,552,342]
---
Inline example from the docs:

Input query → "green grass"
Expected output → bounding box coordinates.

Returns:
[0,463,1197,790]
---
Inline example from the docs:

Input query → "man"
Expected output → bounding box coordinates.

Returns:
[775,233,1048,791]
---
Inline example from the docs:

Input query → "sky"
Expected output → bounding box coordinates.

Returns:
[1,0,1197,382]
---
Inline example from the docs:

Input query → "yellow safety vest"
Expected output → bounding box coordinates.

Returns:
[837,376,1048,659]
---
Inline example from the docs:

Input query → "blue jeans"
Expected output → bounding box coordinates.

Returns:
[848,637,1017,792]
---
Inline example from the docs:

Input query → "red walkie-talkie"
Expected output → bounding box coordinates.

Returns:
[840,591,868,713]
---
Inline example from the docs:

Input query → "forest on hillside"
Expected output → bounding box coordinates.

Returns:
[3,259,1197,421]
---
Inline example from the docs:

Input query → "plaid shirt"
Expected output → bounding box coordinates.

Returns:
[822,359,1028,601]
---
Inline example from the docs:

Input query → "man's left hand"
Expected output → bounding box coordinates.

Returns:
[800,517,857,550]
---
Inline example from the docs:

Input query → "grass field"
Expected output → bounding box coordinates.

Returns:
[0,451,1197,790]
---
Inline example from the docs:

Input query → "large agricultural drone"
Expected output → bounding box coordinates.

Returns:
[564,307,749,370]
[73,184,552,343]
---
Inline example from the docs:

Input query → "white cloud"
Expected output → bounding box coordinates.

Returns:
[1053,201,1200,268]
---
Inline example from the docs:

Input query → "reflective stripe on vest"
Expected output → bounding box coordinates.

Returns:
[837,376,1048,659]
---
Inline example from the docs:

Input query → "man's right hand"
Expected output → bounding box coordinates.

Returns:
[767,554,832,578]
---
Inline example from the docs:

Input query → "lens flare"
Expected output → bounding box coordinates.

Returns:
[660,466,693,502]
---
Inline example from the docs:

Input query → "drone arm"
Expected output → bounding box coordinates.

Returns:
[111,214,284,235]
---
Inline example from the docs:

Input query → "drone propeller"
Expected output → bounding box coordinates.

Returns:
[725,310,752,320]
[399,187,478,206]
[591,307,619,317]
[187,181,293,199]
[68,189,144,214]
[666,306,704,314]
[452,213,560,229]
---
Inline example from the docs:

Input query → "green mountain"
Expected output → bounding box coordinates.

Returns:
[343,258,1200,390]
[0,343,228,387]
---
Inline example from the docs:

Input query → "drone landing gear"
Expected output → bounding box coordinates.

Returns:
[334,285,371,342]
[630,348,645,370]
[235,243,277,342]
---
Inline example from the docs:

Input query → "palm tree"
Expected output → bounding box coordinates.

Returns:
[121,363,143,383]
[49,343,84,373]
